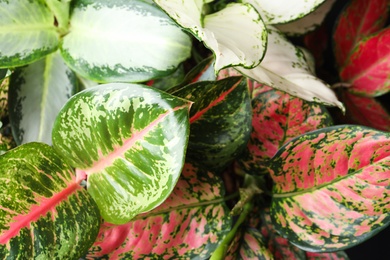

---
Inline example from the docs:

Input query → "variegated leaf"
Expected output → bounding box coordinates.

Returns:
[333,0,389,67]
[171,77,252,171]
[154,1,267,72]
[270,125,390,251]
[237,26,344,110]
[238,83,333,175]
[52,83,191,224]
[339,28,390,97]
[86,162,231,259]
[241,0,326,24]
[61,0,191,83]
[0,142,100,259]
[0,0,59,68]
[8,51,78,145]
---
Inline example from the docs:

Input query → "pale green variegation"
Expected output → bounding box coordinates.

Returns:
[242,0,326,24]
[45,0,71,33]
[52,83,191,224]
[237,26,344,110]
[9,51,78,145]
[0,0,59,67]
[154,1,267,72]
[61,0,192,83]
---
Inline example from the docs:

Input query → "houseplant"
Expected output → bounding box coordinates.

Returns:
[0,0,389,259]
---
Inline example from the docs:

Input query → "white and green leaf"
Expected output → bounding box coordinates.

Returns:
[8,51,78,145]
[61,0,192,83]
[0,0,59,68]
[154,1,267,72]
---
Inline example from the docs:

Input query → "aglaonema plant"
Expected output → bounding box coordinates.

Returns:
[0,0,389,259]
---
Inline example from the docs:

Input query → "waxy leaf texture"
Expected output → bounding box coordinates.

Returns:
[86,162,231,259]
[270,125,390,251]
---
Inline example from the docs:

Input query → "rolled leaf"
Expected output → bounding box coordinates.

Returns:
[339,28,390,97]
[45,0,70,33]
[270,125,390,251]
[86,162,231,259]
[52,83,192,224]
[61,0,191,83]
[0,0,59,68]
[9,51,78,145]
[0,142,100,259]
[171,77,252,171]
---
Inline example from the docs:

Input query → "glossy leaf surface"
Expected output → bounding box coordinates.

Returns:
[0,0,59,67]
[86,162,231,259]
[154,1,267,72]
[333,0,389,67]
[0,142,100,259]
[61,0,191,83]
[9,52,78,145]
[52,83,191,224]
[340,28,390,97]
[171,77,252,171]
[270,125,390,251]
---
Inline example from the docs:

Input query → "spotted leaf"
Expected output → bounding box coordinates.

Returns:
[86,162,231,259]
[270,125,390,251]
[0,0,59,68]
[60,0,191,83]
[52,83,191,224]
[171,76,252,171]
[0,142,100,259]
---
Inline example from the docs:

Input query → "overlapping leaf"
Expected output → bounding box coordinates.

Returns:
[9,51,78,145]
[270,125,390,251]
[339,28,390,97]
[61,0,191,83]
[171,77,252,171]
[86,162,231,259]
[0,142,100,259]
[0,0,59,68]
[333,0,389,67]
[52,83,191,224]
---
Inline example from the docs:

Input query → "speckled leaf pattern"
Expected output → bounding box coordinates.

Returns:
[61,0,191,83]
[0,142,100,259]
[333,0,389,68]
[86,162,231,259]
[270,125,390,251]
[171,76,252,171]
[52,83,191,224]
[0,0,59,68]
[340,28,390,97]
[238,83,333,175]
[8,51,78,145]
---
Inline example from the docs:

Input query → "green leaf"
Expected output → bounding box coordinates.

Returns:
[45,0,71,33]
[52,83,192,224]
[270,125,390,251]
[61,0,191,83]
[8,51,78,145]
[171,77,252,171]
[86,162,231,259]
[154,1,267,72]
[0,0,59,68]
[242,0,326,24]
[0,142,100,259]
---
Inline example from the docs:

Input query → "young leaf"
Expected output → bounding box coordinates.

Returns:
[8,51,78,145]
[86,162,231,259]
[61,0,191,83]
[154,1,268,72]
[45,0,70,34]
[237,27,344,110]
[270,125,390,251]
[0,142,100,259]
[333,0,389,67]
[171,77,252,171]
[52,83,192,224]
[241,0,326,24]
[0,0,59,68]
[339,28,390,97]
